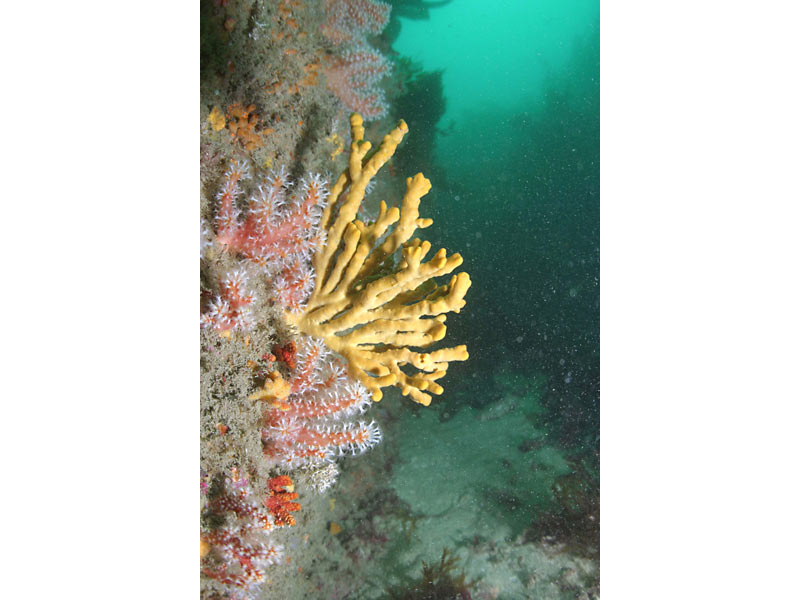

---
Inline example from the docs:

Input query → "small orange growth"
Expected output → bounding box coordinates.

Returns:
[278,0,301,17]
[287,57,321,95]
[216,423,229,436]
[227,103,263,151]
[208,106,226,131]
[329,522,342,535]
[224,18,236,32]
[265,475,301,527]
[249,371,292,404]
[273,341,297,370]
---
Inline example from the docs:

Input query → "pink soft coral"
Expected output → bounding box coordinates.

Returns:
[215,162,328,265]
[260,336,381,468]
[210,160,329,312]
[324,43,390,120]
[321,0,391,45]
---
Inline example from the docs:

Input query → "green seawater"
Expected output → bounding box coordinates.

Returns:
[379,1,600,595]
[392,0,599,452]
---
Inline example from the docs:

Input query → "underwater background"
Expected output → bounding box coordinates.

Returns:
[379,1,600,595]
[391,0,600,453]
[200,0,599,598]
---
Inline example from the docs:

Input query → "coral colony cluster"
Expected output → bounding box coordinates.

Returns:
[201,113,469,598]
[201,473,290,590]
[320,0,391,44]
[322,0,392,119]
[324,43,391,121]
[260,336,381,469]
[201,2,469,598]
[210,159,328,315]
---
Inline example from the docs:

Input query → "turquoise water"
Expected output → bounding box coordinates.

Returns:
[378,1,600,593]
[391,0,599,458]
[392,0,599,135]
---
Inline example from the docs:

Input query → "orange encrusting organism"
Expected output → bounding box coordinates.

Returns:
[265,475,301,527]
[226,103,263,151]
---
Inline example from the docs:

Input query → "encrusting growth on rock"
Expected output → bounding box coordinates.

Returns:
[249,371,292,406]
[287,114,471,406]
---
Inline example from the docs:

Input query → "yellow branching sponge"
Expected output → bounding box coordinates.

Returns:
[286,114,471,406]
